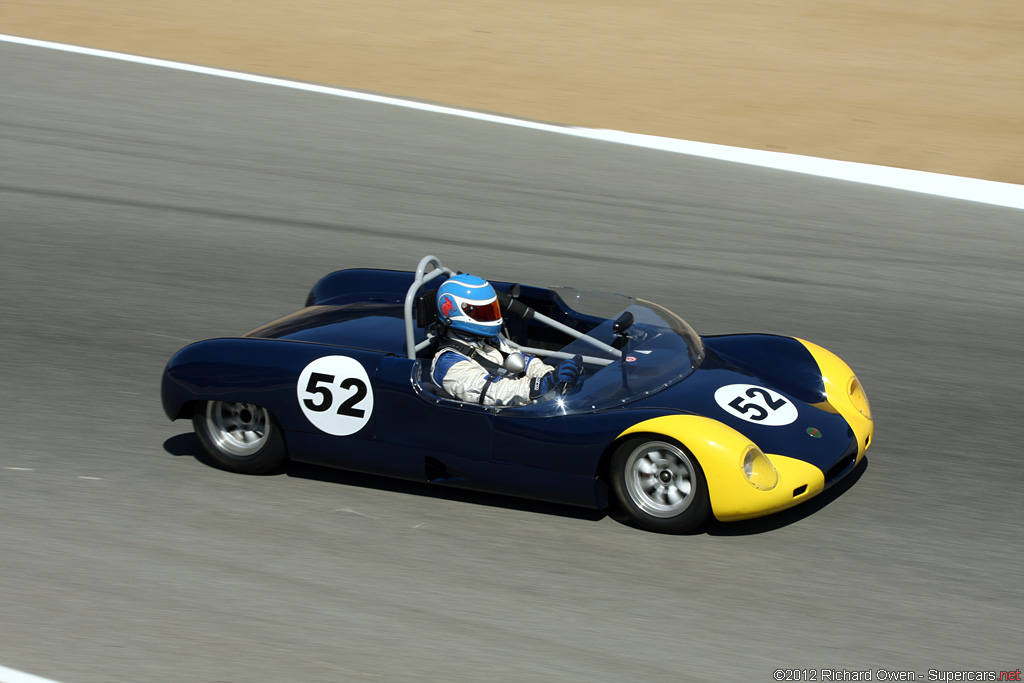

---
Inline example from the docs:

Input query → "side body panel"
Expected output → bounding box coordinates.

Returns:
[489,408,687,509]
[374,356,636,508]
[161,337,363,426]
[162,337,422,479]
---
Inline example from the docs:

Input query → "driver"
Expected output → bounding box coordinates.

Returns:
[431,273,583,406]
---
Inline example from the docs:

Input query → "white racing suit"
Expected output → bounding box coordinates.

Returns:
[430,333,554,406]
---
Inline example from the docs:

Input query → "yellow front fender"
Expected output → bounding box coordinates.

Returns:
[618,416,825,522]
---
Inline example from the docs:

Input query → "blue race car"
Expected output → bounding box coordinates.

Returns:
[162,256,874,533]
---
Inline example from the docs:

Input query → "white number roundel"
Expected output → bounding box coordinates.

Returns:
[297,356,374,436]
[714,384,797,426]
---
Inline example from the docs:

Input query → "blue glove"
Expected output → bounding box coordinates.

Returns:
[530,355,583,399]
[556,354,583,386]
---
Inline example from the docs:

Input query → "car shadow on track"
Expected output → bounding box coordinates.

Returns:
[162,432,608,523]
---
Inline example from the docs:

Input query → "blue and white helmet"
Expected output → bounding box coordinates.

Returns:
[436,274,503,337]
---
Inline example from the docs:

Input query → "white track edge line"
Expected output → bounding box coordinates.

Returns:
[0,664,63,683]
[2,33,1022,211]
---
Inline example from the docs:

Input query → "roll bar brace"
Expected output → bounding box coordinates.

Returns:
[403,255,620,363]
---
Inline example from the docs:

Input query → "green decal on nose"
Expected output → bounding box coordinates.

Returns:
[807,427,822,438]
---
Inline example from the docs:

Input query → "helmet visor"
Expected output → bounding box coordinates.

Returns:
[461,298,502,323]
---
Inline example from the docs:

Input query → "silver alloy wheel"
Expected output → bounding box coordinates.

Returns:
[624,441,696,518]
[205,401,270,457]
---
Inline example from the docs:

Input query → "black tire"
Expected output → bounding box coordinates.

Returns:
[610,435,710,534]
[192,400,287,474]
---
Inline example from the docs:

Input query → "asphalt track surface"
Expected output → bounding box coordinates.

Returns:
[2,43,1022,683]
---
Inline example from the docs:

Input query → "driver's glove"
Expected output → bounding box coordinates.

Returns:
[529,355,583,399]
[557,354,583,386]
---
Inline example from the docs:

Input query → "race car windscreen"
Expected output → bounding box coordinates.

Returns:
[515,290,705,417]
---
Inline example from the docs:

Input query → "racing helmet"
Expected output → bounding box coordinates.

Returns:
[436,274,503,337]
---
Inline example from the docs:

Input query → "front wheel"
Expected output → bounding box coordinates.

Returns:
[192,400,287,474]
[610,436,710,534]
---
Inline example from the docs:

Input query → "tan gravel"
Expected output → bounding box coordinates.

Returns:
[5,0,1022,183]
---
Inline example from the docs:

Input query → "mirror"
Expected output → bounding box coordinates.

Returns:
[612,311,634,335]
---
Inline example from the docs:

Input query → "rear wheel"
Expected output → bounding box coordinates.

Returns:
[611,436,710,534]
[192,400,287,474]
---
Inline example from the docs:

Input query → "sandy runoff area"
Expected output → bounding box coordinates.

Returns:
[4,1,1023,184]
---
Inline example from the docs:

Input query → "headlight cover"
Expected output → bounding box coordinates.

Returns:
[847,376,872,420]
[741,445,778,491]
